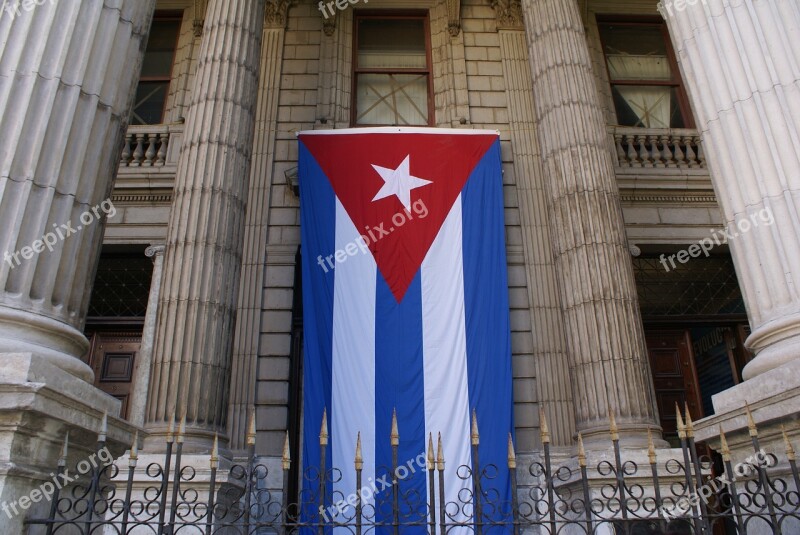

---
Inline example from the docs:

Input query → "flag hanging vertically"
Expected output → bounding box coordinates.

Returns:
[298,127,513,532]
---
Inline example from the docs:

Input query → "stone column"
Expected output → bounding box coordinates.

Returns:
[494,0,576,448]
[145,0,266,453]
[0,1,155,529]
[228,0,291,454]
[520,0,662,446]
[129,245,165,428]
[661,0,800,381]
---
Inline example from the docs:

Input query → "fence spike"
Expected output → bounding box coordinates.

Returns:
[391,408,399,446]
[718,426,731,462]
[608,406,619,442]
[577,433,586,468]
[675,403,686,440]
[247,409,257,446]
[684,403,695,438]
[647,429,657,464]
[427,433,435,470]
[745,403,759,438]
[99,411,108,443]
[507,433,516,469]
[210,433,219,469]
[355,432,363,470]
[320,408,329,446]
[130,431,139,465]
[167,412,176,443]
[539,407,550,444]
[782,425,795,462]
[177,413,187,444]
[59,432,69,467]
[471,409,480,446]
[282,431,291,470]
[436,432,445,470]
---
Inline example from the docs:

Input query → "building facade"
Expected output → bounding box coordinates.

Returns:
[0,0,798,532]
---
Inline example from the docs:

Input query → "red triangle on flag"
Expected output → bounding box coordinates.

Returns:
[300,130,497,302]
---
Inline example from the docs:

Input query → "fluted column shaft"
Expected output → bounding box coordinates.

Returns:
[521,0,662,445]
[496,21,576,448]
[662,0,800,380]
[145,0,266,452]
[0,0,156,381]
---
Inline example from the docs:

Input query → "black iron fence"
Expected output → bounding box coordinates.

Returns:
[24,406,800,534]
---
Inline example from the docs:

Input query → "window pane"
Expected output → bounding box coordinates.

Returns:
[356,73,428,125]
[612,85,685,128]
[599,24,671,81]
[130,82,169,125]
[140,20,180,78]
[357,18,427,69]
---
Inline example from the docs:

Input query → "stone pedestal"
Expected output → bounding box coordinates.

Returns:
[0,353,138,533]
[662,0,800,380]
[144,0,266,453]
[520,0,663,447]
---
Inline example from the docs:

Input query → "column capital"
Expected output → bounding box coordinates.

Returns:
[265,0,294,29]
[493,0,523,31]
[145,244,166,258]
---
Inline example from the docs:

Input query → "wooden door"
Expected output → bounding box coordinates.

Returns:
[86,331,142,419]
[645,330,703,444]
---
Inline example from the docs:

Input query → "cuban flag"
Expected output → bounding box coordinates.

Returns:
[298,127,513,533]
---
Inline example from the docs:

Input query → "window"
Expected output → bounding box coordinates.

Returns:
[131,16,181,125]
[598,18,692,129]
[352,13,433,126]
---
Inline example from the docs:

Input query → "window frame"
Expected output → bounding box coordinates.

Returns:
[350,10,435,127]
[596,14,695,129]
[132,11,182,125]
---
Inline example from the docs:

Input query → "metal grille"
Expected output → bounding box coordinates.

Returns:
[87,256,153,318]
[633,256,745,317]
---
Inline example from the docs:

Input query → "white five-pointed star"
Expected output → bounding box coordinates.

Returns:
[371,155,432,211]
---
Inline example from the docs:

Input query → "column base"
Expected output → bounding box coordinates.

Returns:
[0,353,139,532]
[743,311,800,380]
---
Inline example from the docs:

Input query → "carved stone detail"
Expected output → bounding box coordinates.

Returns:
[446,0,461,36]
[265,0,293,29]
[493,0,523,30]
[323,11,336,36]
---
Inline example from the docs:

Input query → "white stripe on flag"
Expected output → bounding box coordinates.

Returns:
[421,194,473,531]
[332,199,376,526]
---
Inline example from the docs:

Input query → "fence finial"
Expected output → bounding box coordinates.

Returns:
[782,425,795,462]
[320,408,329,446]
[675,403,686,440]
[210,433,219,469]
[471,409,480,446]
[282,432,291,470]
[507,433,516,469]
[718,425,731,462]
[608,406,619,442]
[745,402,759,438]
[427,433,435,470]
[247,409,257,446]
[436,432,445,470]
[59,432,69,467]
[355,432,363,470]
[539,407,550,444]
[177,412,187,444]
[130,431,139,467]
[391,409,399,446]
[99,412,108,443]
[167,412,176,443]
[647,429,657,465]
[684,403,694,439]
[577,433,586,468]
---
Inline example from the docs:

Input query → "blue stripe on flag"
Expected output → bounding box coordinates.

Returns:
[299,142,336,528]
[462,139,513,528]
[374,271,427,535]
